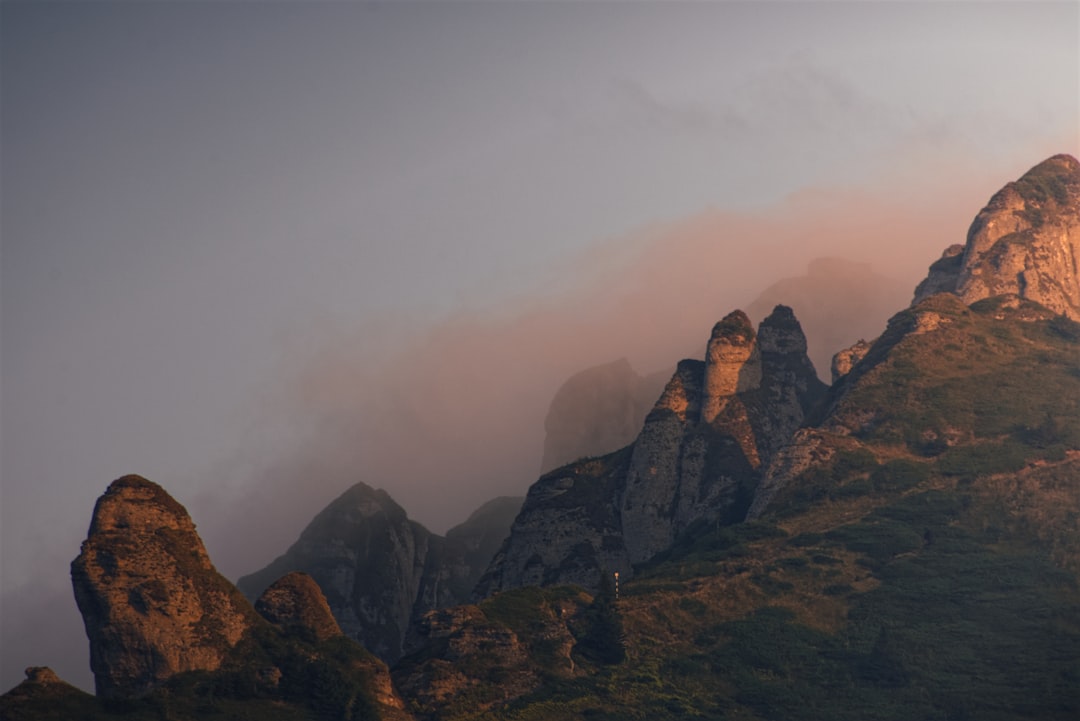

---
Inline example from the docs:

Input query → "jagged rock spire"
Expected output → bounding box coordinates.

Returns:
[702,310,762,423]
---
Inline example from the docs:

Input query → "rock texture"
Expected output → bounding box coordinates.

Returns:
[478,306,826,595]
[71,475,258,698]
[238,484,522,664]
[255,571,342,641]
[238,482,435,662]
[830,338,873,383]
[395,606,538,716]
[912,154,1080,318]
[541,359,669,473]
[394,592,586,720]
[701,311,762,423]
[475,450,633,597]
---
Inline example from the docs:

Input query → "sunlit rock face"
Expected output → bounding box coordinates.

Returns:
[831,339,873,383]
[479,306,825,593]
[71,475,257,698]
[701,311,762,424]
[913,154,1080,319]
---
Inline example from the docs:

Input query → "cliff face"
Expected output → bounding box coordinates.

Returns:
[475,450,633,597]
[620,307,825,565]
[238,485,522,665]
[913,154,1080,319]
[71,475,258,698]
[479,306,825,594]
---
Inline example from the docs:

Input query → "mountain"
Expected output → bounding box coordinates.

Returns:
[4,475,413,721]
[406,154,1080,719]
[476,305,826,596]
[237,483,522,664]
[912,153,1080,318]
[4,153,1079,721]
[70,475,259,698]
[537,257,908,475]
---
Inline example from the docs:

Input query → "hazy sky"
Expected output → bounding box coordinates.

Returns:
[2,0,1077,693]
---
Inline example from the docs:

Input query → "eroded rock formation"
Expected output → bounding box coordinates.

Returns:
[478,305,825,595]
[71,475,257,698]
[913,154,1080,319]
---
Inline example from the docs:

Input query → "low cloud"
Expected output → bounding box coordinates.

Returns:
[195,144,1055,582]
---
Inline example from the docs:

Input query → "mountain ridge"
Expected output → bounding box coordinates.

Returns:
[3,153,1079,721]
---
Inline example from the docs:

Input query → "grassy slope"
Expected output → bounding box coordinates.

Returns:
[1,625,404,721]
[447,299,1080,721]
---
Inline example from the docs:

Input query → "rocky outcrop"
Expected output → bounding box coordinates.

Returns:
[395,606,538,716]
[701,311,762,422]
[479,306,825,594]
[255,571,342,641]
[619,307,825,565]
[0,667,96,720]
[394,591,586,720]
[912,154,1080,319]
[239,485,521,665]
[71,475,258,698]
[830,338,873,383]
[541,359,668,473]
[475,450,632,597]
[745,428,835,519]
[912,244,965,302]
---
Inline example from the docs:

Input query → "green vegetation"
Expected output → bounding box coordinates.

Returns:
[2,624,392,721]
[434,295,1080,720]
[8,278,1080,720]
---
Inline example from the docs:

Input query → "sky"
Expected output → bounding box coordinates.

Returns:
[2,0,1078,693]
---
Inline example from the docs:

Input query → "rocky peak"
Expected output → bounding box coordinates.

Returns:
[482,307,823,592]
[255,571,342,642]
[913,154,1080,319]
[702,310,762,424]
[830,338,873,383]
[238,481,432,663]
[239,483,519,666]
[757,305,806,355]
[753,305,828,463]
[71,475,257,697]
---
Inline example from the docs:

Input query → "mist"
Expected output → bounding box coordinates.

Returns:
[3,0,1076,695]
[195,156,1009,582]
